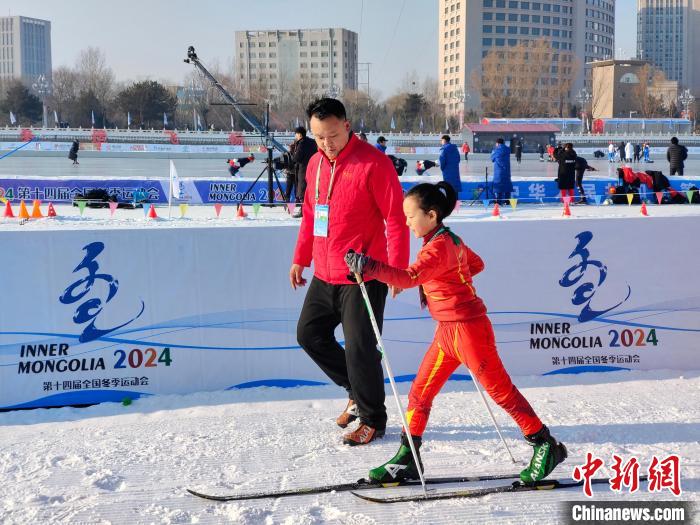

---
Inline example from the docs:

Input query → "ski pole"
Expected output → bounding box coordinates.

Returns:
[354,272,428,497]
[471,374,518,464]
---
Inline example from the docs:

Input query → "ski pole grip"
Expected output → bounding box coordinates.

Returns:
[346,249,365,284]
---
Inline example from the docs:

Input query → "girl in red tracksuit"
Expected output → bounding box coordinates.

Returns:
[344,181,567,485]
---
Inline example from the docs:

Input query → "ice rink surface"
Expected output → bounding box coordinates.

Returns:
[1,153,698,181]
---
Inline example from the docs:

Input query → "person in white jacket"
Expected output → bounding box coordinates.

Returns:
[608,143,615,162]
[625,142,634,164]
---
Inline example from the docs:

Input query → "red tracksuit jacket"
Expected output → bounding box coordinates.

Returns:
[367,226,487,321]
[293,133,409,284]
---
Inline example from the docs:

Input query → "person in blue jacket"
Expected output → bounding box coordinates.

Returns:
[438,135,462,194]
[490,138,513,205]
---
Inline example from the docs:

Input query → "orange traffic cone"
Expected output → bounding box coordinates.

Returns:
[236,203,247,218]
[148,204,158,218]
[47,202,57,217]
[3,200,14,218]
[18,200,30,219]
[562,201,571,217]
[492,203,501,217]
[30,200,44,218]
[640,202,648,216]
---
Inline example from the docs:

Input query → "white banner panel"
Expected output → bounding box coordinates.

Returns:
[0,217,697,409]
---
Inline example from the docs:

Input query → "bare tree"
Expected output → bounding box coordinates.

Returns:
[49,66,79,123]
[420,76,446,132]
[633,64,671,117]
[75,47,115,125]
[473,39,575,118]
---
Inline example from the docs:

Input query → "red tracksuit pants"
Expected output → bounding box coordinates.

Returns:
[405,316,543,437]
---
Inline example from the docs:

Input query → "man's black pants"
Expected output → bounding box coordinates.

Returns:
[297,277,388,430]
[285,172,297,203]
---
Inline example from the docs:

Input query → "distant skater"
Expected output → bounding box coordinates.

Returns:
[68,140,80,165]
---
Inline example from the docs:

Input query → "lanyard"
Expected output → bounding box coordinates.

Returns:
[314,158,337,204]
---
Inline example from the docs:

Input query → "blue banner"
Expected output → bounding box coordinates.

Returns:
[1,177,698,205]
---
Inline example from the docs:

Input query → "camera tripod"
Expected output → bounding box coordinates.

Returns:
[239,137,289,207]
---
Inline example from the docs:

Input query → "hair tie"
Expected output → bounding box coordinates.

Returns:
[438,185,447,197]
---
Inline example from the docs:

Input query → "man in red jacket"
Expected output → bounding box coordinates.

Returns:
[290,98,409,446]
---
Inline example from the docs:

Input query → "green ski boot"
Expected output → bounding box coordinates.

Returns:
[520,425,568,484]
[369,434,423,483]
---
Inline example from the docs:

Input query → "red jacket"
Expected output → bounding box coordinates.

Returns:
[293,133,409,285]
[366,226,487,321]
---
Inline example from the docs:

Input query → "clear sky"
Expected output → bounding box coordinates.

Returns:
[5,0,637,98]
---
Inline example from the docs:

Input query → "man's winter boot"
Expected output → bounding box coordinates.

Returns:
[335,399,358,428]
[342,422,385,446]
[368,434,423,483]
[520,425,567,484]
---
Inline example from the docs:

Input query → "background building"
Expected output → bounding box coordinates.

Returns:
[589,58,672,118]
[0,16,52,87]
[438,0,614,117]
[637,0,700,98]
[234,28,358,101]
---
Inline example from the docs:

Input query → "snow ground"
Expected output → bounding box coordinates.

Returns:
[1,370,698,525]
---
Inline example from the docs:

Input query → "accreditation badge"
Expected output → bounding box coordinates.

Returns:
[313,204,329,237]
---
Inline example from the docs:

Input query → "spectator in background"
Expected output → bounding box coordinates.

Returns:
[625,142,634,165]
[284,140,299,209]
[491,137,513,205]
[514,140,523,164]
[461,141,470,161]
[291,126,317,218]
[375,136,388,153]
[555,142,577,203]
[574,155,597,204]
[667,136,688,176]
[438,135,462,195]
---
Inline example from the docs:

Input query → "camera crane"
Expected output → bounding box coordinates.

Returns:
[184,46,288,206]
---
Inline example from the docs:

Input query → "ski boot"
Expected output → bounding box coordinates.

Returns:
[520,425,567,484]
[368,434,423,483]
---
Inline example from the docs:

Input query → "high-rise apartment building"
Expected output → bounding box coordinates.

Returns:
[637,0,700,97]
[0,16,52,86]
[439,0,614,115]
[234,28,358,100]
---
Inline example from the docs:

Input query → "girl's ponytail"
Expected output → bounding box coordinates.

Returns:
[406,182,458,223]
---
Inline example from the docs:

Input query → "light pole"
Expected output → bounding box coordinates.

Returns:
[679,89,695,130]
[576,87,592,134]
[31,74,50,128]
[452,88,466,131]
